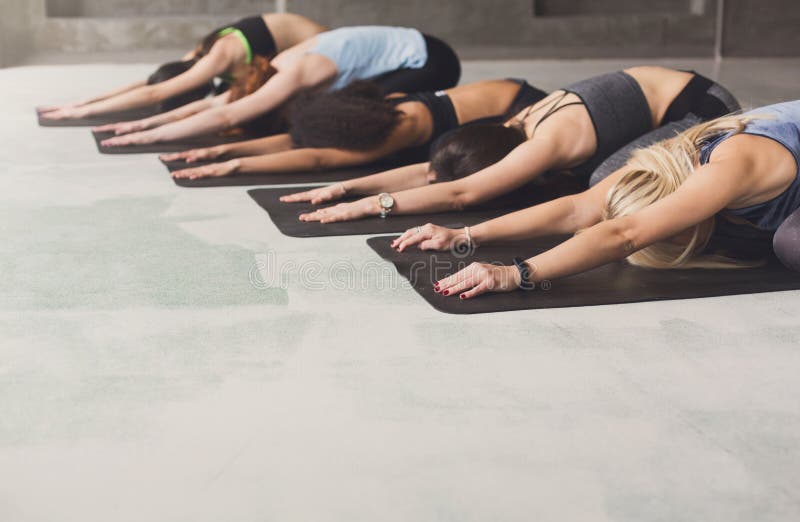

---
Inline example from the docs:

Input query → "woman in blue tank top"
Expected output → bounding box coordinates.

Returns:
[393,100,800,301]
[97,26,460,149]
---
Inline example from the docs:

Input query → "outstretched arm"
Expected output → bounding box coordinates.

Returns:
[38,80,146,113]
[159,134,295,163]
[436,154,752,299]
[42,52,228,120]
[281,163,431,204]
[298,130,573,223]
[101,54,337,147]
[170,145,392,180]
[94,92,228,135]
[393,167,623,251]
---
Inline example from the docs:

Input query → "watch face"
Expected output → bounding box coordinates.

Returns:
[379,194,394,208]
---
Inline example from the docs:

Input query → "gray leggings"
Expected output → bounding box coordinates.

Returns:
[774,207,800,271]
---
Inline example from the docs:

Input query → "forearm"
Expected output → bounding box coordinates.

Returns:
[149,104,234,142]
[346,163,430,195]
[234,150,324,174]
[145,96,216,127]
[524,219,631,282]
[83,86,160,116]
[223,134,294,156]
[470,195,581,245]
[80,80,147,105]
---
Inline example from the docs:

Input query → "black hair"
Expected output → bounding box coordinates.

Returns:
[429,123,527,182]
[146,60,215,112]
[287,81,403,151]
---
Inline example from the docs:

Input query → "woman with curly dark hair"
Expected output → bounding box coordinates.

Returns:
[160,77,546,181]
[39,13,326,124]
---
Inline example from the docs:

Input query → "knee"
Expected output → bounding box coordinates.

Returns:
[773,216,800,272]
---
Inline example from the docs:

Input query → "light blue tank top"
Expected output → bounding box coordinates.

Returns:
[309,26,428,90]
[700,100,800,230]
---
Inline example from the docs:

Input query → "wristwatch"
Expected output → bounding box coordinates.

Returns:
[513,257,535,291]
[378,192,395,219]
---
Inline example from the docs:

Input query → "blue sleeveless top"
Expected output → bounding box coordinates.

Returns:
[309,26,428,90]
[699,100,800,231]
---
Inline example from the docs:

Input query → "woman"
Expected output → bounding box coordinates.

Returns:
[39,13,327,122]
[284,66,739,224]
[96,26,461,148]
[393,100,800,300]
[160,78,546,180]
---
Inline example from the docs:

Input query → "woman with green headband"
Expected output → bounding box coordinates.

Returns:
[38,13,327,125]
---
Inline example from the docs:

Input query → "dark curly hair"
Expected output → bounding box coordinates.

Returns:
[147,60,215,112]
[288,81,403,151]
[429,123,527,182]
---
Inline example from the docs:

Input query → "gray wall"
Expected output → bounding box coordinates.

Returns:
[1,0,799,67]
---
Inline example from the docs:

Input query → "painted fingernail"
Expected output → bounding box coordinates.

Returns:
[459,294,466,299]
[442,290,449,296]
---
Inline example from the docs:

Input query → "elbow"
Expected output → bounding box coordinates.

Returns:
[606,216,641,258]
[144,85,162,105]
[451,187,482,211]
[218,110,240,130]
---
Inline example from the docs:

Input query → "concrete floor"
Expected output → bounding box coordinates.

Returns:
[2,58,800,522]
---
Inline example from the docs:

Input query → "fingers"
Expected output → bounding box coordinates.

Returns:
[297,204,352,223]
[436,263,481,293]
[171,166,215,180]
[396,229,429,252]
[100,132,148,147]
[280,190,314,203]
[159,152,186,162]
[298,210,323,222]
[311,191,335,205]
[391,229,417,249]
[92,123,120,132]
[459,281,490,300]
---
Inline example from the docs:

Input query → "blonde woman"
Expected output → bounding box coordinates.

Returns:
[394,100,800,299]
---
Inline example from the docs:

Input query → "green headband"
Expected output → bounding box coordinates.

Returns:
[217,27,253,65]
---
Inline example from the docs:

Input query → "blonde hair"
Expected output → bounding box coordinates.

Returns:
[604,113,764,269]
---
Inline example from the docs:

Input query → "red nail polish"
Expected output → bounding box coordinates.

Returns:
[459,294,466,299]
[442,290,449,296]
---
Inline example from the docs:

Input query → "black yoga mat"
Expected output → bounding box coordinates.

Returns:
[164,157,411,188]
[367,235,800,314]
[247,175,585,237]
[92,130,256,155]
[37,107,158,127]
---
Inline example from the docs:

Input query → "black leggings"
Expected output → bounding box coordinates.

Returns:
[371,34,461,94]
[774,207,800,271]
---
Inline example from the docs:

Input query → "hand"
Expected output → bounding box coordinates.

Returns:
[280,183,347,204]
[160,146,226,163]
[435,263,522,300]
[171,160,239,180]
[298,197,379,224]
[37,103,79,114]
[39,105,90,120]
[93,119,151,135]
[391,223,465,252]
[100,130,158,147]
